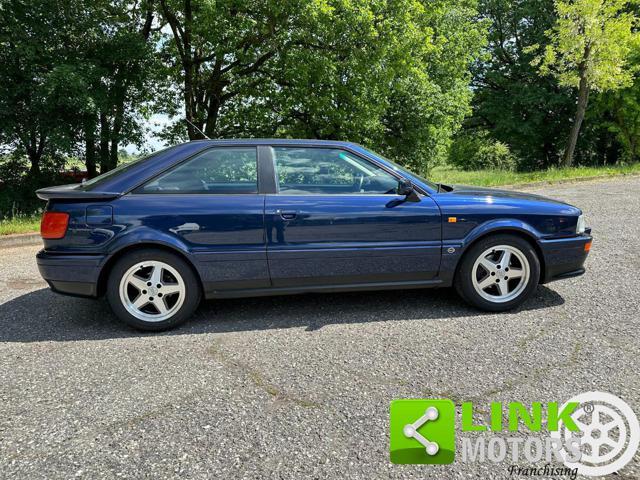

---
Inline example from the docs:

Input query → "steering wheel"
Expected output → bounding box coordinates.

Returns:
[356,173,365,192]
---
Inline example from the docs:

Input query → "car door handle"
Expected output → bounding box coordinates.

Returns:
[277,210,297,220]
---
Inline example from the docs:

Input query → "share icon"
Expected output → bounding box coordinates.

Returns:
[402,406,440,455]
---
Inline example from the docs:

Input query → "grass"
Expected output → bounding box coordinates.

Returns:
[1,163,639,236]
[0,214,41,236]
[429,162,640,187]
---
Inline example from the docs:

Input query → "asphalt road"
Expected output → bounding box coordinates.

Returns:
[0,177,639,479]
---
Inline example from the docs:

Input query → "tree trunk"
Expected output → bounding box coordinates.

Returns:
[99,112,111,174]
[109,93,125,169]
[85,116,97,178]
[27,150,41,176]
[562,47,591,168]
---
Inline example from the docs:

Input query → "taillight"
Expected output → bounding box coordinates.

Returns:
[41,212,70,239]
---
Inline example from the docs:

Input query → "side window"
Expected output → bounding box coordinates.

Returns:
[138,147,258,194]
[273,147,399,195]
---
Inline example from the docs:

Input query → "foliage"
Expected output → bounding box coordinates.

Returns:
[528,0,639,165]
[159,0,487,174]
[449,130,517,171]
[470,0,576,169]
[532,0,638,92]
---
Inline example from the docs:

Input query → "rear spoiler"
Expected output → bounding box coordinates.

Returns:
[36,183,121,201]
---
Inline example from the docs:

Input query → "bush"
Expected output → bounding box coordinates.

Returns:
[0,154,66,219]
[448,130,517,171]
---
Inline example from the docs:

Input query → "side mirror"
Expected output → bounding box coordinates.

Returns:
[397,179,420,202]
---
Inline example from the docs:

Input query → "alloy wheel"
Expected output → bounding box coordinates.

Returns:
[118,260,186,322]
[471,245,530,303]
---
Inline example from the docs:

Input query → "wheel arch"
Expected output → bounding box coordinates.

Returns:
[96,242,203,297]
[456,226,546,284]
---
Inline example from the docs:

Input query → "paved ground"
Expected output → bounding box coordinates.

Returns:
[0,177,638,479]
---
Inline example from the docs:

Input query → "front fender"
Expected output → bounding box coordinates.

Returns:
[439,219,542,286]
[460,219,542,248]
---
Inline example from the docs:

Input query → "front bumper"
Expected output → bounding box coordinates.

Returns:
[36,250,105,297]
[539,234,592,284]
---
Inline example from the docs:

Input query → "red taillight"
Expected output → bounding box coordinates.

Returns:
[40,212,69,239]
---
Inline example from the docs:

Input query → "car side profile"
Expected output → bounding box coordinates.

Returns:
[36,140,592,330]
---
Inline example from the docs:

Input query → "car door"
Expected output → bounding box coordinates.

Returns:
[265,146,441,287]
[126,146,269,291]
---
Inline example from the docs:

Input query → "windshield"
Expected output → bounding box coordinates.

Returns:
[361,147,439,191]
[79,147,174,191]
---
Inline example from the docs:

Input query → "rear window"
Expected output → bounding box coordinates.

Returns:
[136,147,258,194]
[78,147,175,191]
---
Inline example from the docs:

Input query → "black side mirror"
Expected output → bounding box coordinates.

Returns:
[397,179,420,202]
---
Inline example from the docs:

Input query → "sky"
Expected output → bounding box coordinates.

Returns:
[124,113,171,154]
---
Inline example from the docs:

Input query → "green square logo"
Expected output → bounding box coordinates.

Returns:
[390,399,456,464]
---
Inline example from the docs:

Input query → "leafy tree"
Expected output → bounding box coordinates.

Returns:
[159,0,486,173]
[471,0,576,169]
[157,0,300,140]
[530,0,639,166]
[0,0,83,175]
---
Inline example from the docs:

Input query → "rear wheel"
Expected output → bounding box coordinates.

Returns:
[107,249,201,331]
[455,234,540,311]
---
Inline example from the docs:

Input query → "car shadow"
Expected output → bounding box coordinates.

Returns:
[0,285,565,343]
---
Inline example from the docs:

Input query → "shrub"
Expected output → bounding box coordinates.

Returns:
[449,131,517,171]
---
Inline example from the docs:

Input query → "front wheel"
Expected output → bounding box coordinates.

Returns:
[107,249,201,331]
[454,234,540,311]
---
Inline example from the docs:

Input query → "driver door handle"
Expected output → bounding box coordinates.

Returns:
[277,210,297,220]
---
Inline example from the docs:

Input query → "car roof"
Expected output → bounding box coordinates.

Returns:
[186,139,362,148]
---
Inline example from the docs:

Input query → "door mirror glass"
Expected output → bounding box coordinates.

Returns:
[396,179,420,202]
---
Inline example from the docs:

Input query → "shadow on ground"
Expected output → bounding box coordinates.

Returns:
[0,286,564,343]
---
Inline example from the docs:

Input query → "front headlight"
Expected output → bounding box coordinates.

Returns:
[576,214,586,234]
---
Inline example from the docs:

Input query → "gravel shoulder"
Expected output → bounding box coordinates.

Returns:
[0,176,638,479]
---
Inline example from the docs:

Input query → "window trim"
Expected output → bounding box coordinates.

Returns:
[131,146,260,195]
[268,145,419,196]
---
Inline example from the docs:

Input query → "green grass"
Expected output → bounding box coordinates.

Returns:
[430,163,640,187]
[0,215,41,236]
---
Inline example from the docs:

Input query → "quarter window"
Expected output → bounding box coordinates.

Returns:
[139,147,257,194]
[273,147,399,195]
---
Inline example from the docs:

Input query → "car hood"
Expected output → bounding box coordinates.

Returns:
[448,184,573,207]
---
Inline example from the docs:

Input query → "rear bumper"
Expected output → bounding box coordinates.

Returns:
[539,234,592,284]
[36,250,105,297]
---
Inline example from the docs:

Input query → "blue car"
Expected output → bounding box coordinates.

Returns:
[36,140,592,330]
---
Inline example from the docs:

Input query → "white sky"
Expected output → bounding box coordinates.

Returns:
[124,113,171,154]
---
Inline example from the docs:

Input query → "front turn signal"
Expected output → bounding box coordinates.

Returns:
[584,240,592,253]
[41,212,69,239]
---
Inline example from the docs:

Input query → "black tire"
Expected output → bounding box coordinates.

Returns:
[106,248,201,331]
[454,234,540,312]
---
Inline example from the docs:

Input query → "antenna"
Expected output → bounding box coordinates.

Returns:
[185,118,210,140]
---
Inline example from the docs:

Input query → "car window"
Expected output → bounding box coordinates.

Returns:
[138,147,258,194]
[273,147,399,195]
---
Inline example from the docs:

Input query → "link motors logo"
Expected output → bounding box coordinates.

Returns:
[390,392,639,477]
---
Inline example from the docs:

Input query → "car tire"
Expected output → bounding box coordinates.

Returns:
[454,234,540,312]
[106,248,201,331]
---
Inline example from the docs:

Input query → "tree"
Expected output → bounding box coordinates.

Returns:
[158,0,486,173]
[470,0,576,169]
[81,0,161,175]
[157,0,300,140]
[0,0,160,178]
[531,0,638,166]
